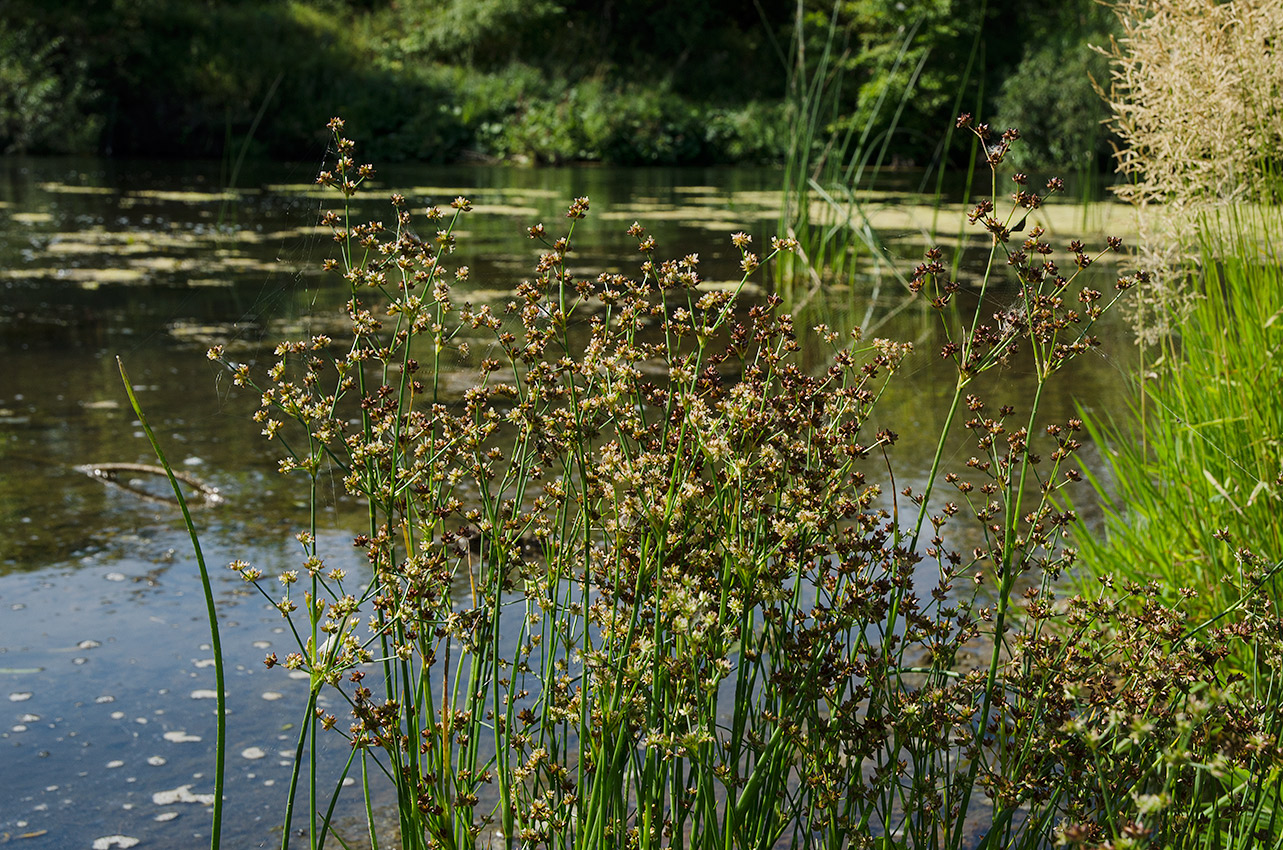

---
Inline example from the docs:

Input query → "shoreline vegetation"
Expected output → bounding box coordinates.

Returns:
[199,116,1159,848]
[12,0,1283,846]
[2,0,1114,170]
[155,105,1281,848]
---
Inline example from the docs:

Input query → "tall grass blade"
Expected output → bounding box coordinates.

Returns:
[118,357,225,850]
[1076,204,1283,627]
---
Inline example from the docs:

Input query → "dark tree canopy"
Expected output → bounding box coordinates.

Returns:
[0,0,1114,167]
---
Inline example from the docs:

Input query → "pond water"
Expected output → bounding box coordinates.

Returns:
[0,155,1139,848]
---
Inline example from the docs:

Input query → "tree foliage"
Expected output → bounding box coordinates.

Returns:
[0,0,1115,168]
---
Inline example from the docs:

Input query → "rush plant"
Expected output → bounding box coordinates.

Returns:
[189,117,1283,850]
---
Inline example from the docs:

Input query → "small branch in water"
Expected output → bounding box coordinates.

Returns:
[76,462,225,507]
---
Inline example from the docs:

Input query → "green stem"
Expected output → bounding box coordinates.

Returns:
[908,377,967,550]
[118,358,225,850]
[281,686,320,850]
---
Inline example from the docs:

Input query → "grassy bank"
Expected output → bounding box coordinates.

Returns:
[1077,207,1283,636]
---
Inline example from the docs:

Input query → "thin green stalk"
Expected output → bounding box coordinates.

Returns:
[361,752,379,850]
[316,747,358,850]
[118,358,225,850]
[281,689,319,850]
[217,70,283,228]
[308,470,321,850]
[907,377,966,551]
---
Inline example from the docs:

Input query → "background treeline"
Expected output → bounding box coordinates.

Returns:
[1,0,1115,168]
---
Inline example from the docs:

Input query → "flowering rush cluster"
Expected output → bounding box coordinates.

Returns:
[200,118,1271,850]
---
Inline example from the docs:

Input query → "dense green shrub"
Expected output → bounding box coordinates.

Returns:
[485,80,785,165]
[820,0,1117,169]
[993,3,1115,171]
[994,40,1113,170]
[0,20,100,154]
[0,0,1118,169]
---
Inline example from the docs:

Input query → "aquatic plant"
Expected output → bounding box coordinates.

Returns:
[118,363,227,850]
[189,117,1283,850]
[775,0,924,314]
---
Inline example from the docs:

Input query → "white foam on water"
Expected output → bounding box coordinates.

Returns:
[162,731,201,743]
[151,785,215,805]
[240,747,266,760]
[92,835,140,849]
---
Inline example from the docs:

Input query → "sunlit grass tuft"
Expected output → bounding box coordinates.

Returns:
[1078,203,1283,629]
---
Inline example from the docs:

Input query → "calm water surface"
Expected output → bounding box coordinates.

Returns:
[0,156,1138,847]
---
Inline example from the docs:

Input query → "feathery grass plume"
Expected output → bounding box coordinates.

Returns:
[1099,0,1283,343]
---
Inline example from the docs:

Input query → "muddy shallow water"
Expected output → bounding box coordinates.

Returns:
[0,155,1139,847]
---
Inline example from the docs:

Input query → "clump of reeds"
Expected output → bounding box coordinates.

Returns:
[775,0,926,315]
[193,117,1283,850]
